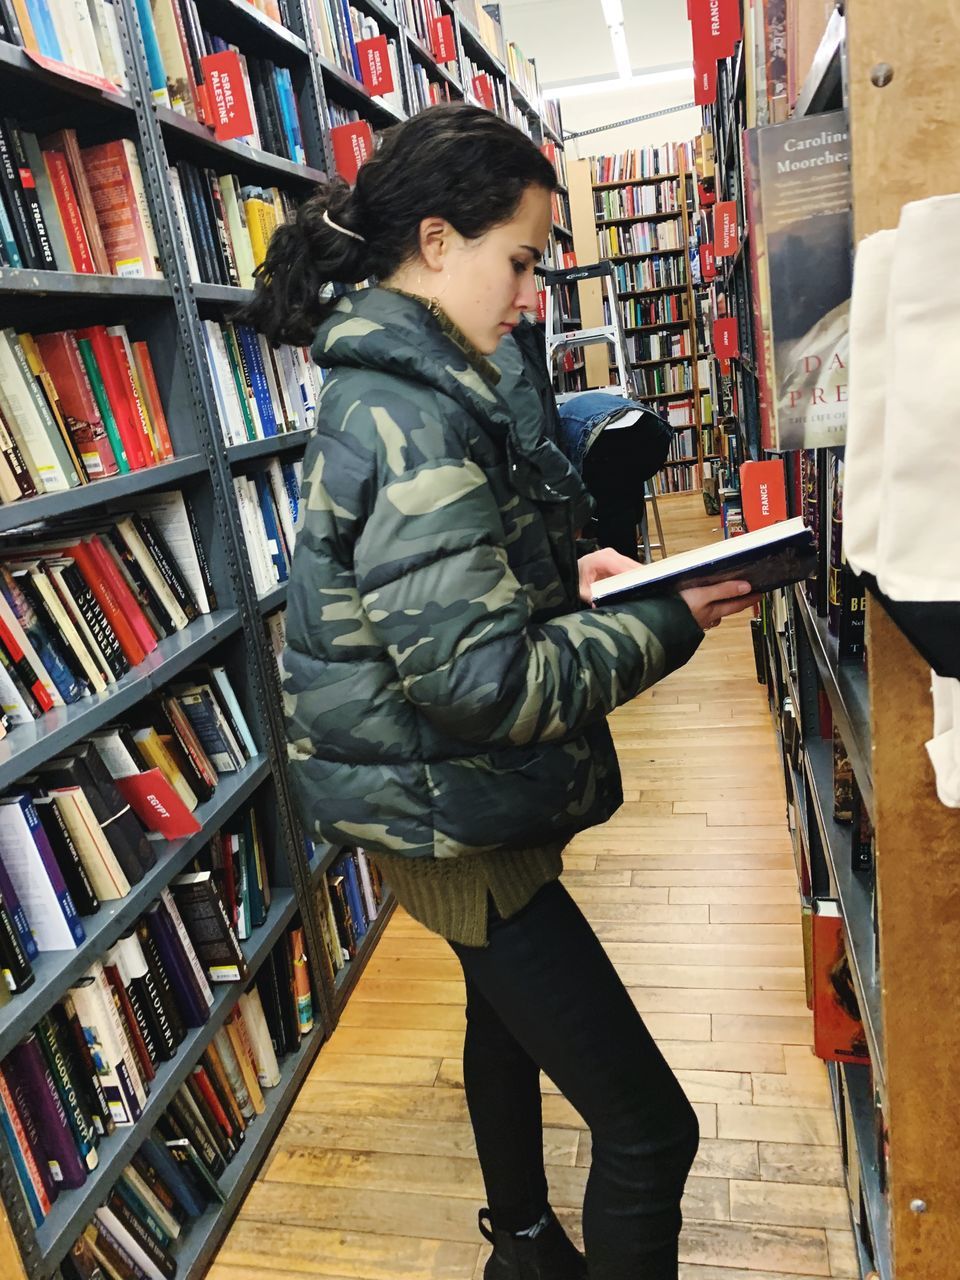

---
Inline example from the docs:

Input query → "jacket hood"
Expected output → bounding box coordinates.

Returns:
[312,288,592,523]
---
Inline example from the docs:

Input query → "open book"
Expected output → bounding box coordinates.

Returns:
[593,517,817,604]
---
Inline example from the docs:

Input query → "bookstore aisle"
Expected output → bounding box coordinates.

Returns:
[208,495,858,1280]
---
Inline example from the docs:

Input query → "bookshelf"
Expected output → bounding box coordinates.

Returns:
[568,150,713,496]
[697,1,960,1276]
[0,2,566,1274]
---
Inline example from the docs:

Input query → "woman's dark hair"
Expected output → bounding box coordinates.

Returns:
[236,103,558,345]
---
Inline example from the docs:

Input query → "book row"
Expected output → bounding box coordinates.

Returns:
[636,361,694,398]
[171,161,294,289]
[627,331,692,363]
[1,909,312,1239]
[590,142,694,186]
[0,324,174,505]
[140,0,307,165]
[616,294,688,329]
[0,123,160,277]
[315,846,384,976]
[398,0,441,53]
[409,62,457,111]
[597,220,684,258]
[593,179,682,222]
[666,427,701,463]
[312,1,405,118]
[203,320,322,445]
[0,0,128,87]
[0,699,262,1000]
[541,141,567,191]
[652,465,699,494]
[451,0,503,63]
[232,459,302,598]
[504,39,538,103]
[0,495,215,724]
[612,256,688,295]
[550,189,571,232]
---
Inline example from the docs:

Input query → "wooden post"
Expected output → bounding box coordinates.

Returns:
[0,1199,26,1280]
[848,1,960,1273]
[678,156,704,487]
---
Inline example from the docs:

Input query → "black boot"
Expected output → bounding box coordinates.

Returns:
[479,1208,588,1279]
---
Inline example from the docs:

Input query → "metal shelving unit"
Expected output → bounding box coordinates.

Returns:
[0,2,568,1273]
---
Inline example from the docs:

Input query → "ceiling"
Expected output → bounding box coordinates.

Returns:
[494,0,701,155]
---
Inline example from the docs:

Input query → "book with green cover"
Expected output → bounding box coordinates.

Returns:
[75,337,130,474]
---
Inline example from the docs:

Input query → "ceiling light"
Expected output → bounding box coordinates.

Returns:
[600,0,624,23]
[609,23,632,79]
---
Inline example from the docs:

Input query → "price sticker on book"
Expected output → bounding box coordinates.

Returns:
[356,35,395,96]
[331,122,375,185]
[200,51,255,142]
[430,14,457,64]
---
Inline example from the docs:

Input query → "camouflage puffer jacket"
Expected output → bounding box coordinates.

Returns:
[283,287,703,861]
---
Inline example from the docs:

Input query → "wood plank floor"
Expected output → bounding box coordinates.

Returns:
[211,494,857,1280]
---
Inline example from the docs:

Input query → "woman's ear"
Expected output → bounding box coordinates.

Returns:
[419,216,451,273]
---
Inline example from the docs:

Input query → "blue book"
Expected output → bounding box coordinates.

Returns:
[0,1093,46,1227]
[133,0,170,106]
[281,461,301,528]
[0,571,86,705]
[274,68,305,166]
[338,0,363,78]
[253,473,289,581]
[23,0,62,60]
[115,1171,174,1248]
[234,324,277,436]
[0,853,38,961]
[0,795,84,949]
[335,852,368,941]
[140,1135,207,1219]
[0,196,21,267]
[143,903,208,1028]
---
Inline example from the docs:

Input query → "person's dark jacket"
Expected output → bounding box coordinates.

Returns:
[282,287,704,862]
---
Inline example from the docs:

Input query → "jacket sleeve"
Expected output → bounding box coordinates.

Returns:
[353,453,703,748]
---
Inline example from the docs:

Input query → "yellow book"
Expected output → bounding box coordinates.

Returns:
[132,727,199,812]
[17,332,87,482]
[242,196,278,269]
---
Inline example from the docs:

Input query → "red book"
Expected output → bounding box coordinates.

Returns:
[191,1064,233,1137]
[75,327,148,469]
[33,331,120,479]
[131,342,174,461]
[103,963,156,1083]
[80,140,161,279]
[60,537,148,666]
[812,901,870,1065]
[85,534,157,656]
[106,332,157,465]
[114,770,201,839]
[40,148,95,273]
[40,130,110,273]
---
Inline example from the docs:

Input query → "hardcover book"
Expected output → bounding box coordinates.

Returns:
[592,517,816,604]
[811,900,870,1065]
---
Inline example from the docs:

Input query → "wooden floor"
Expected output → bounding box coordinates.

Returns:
[211,494,857,1280]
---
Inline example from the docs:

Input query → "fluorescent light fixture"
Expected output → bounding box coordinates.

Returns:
[600,0,624,23]
[609,22,632,80]
[543,66,694,100]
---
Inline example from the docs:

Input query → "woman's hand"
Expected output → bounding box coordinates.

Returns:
[679,581,761,631]
[577,547,641,605]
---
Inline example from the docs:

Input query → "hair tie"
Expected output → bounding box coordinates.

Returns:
[322,208,367,243]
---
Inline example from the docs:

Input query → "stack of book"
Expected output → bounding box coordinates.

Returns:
[317,847,383,971]
[408,63,457,111]
[0,494,216,725]
[232,459,302,597]
[463,54,509,118]
[170,163,297,287]
[0,324,175,506]
[312,0,405,116]
[202,319,322,446]
[0,123,161,276]
[140,1,306,163]
[0,0,128,87]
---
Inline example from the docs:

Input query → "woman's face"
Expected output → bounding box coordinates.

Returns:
[424,185,553,354]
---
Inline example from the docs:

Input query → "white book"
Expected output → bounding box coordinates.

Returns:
[89,729,142,778]
[23,562,106,692]
[202,323,239,447]
[169,169,200,280]
[158,886,214,1006]
[68,972,138,1125]
[0,795,79,950]
[233,478,271,594]
[149,0,194,117]
[46,558,117,685]
[137,491,210,614]
[209,665,258,758]
[48,787,131,900]
[273,345,308,432]
[115,516,189,630]
[95,1207,166,1280]
[219,175,256,290]
[356,848,380,921]
[0,330,74,493]
[0,659,34,726]
[91,0,128,89]
[265,459,297,560]
[237,989,280,1088]
[90,959,147,1107]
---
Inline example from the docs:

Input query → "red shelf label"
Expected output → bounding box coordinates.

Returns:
[356,35,395,96]
[430,14,457,64]
[331,121,374,184]
[740,459,787,531]
[714,316,739,358]
[699,243,717,281]
[713,199,739,256]
[472,73,495,110]
[200,51,254,141]
[115,770,202,839]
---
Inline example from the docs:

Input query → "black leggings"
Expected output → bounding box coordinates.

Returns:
[449,880,699,1280]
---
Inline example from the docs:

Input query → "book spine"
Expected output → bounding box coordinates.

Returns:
[0,117,40,267]
[41,147,95,273]
[58,993,115,1136]
[22,794,86,944]
[104,1191,176,1279]
[104,961,157,1083]
[5,119,56,268]
[0,889,34,992]
[7,1032,88,1188]
[136,1137,207,1219]
[158,886,215,1003]
[0,853,38,961]
[143,904,208,1027]
[36,1011,100,1172]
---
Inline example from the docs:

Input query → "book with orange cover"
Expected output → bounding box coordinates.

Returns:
[39,130,110,274]
[812,900,870,1065]
[131,341,174,460]
[81,140,162,279]
[40,146,95,273]
[106,328,159,465]
[75,327,148,470]
[32,331,120,478]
